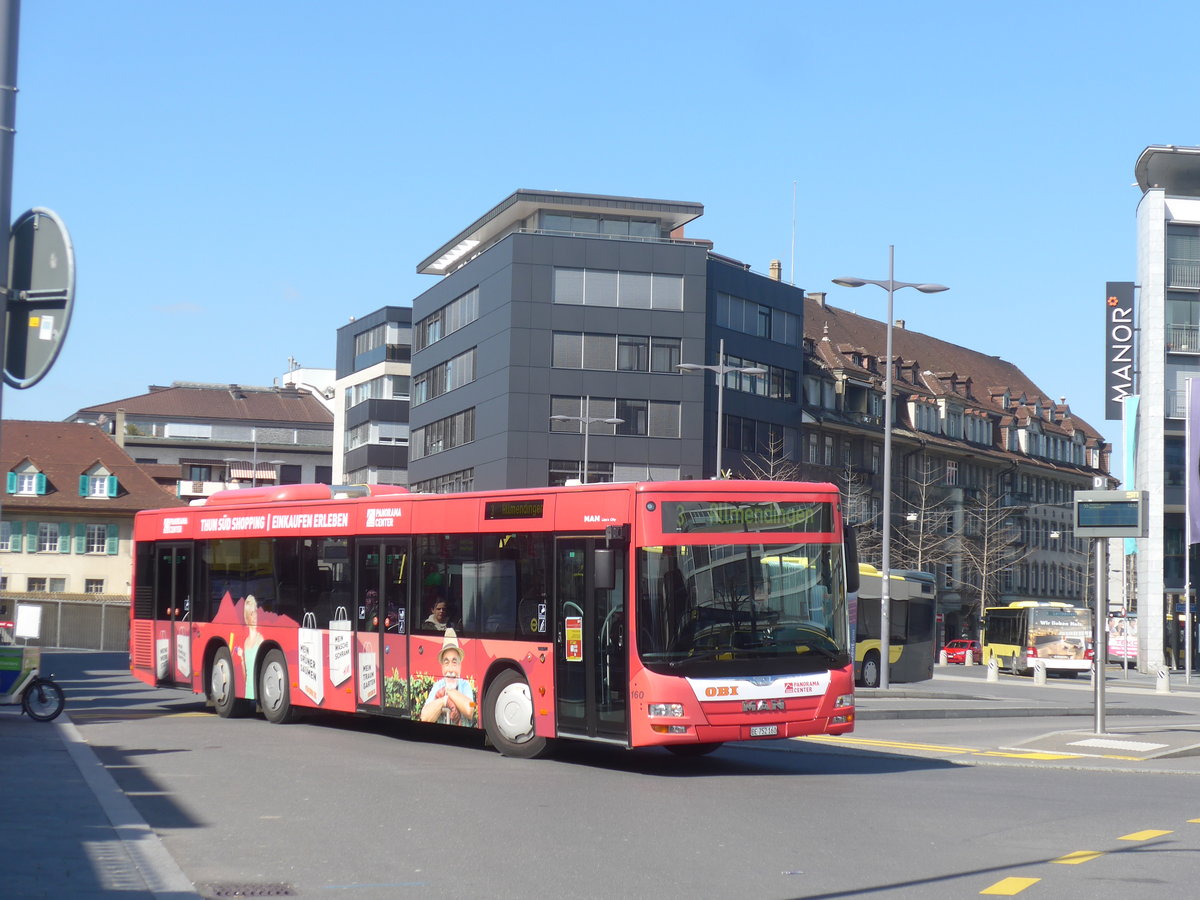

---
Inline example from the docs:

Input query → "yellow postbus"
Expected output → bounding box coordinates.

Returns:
[981,601,1093,677]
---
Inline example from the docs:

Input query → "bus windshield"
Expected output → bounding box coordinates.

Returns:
[636,542,850,677]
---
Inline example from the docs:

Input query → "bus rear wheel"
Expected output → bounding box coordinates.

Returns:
[860,651,881,688]
[483,669,549,759]
[210,647,246,718]
[259,649,296,724]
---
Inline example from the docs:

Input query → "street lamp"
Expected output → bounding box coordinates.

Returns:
[549,395,624,484]
[833,246,947,689]
[677,338,766,478]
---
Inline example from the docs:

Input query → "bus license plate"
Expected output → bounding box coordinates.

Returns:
[750,725,778,737]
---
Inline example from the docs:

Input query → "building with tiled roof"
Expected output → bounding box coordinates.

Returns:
[0,420,183,610]
[797,291,1112,643]
[69,382,335,501]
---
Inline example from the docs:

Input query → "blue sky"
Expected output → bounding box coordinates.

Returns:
[2,0,1193,443]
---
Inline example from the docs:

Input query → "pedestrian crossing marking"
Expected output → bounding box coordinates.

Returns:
[980,876,1040,895]
[1119,829,1172,841]
[1053,850,1103,864]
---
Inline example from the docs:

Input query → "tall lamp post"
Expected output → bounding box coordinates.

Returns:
[550,395,624,484]
[833,246,947,689]
[677,338,766,478]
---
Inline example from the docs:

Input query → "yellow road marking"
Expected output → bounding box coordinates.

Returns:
[1119,829,1173,841]
[1189,819,1200,824]
[1053,850,1103,865]
[802,735,1088,761]
[981,876,1040,895]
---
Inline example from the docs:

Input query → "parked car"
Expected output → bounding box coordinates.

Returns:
[941,639,982,664]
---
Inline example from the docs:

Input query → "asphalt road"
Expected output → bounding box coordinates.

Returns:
[43,652,1200,899]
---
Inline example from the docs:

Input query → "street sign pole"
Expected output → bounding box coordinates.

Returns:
[0,0,21,422]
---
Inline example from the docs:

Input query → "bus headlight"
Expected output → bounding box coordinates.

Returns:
[834,694,853,708]
[648,703,685,718]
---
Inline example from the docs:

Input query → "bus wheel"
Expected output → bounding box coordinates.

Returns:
[483,669,549,759]
[259,649,295,724]
[861,651,881,688]
[210,647,245,718]
[667,742,722,757]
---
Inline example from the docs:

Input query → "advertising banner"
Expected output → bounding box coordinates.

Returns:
[1105,282,1135,420]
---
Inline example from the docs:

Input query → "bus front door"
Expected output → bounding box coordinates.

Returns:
[154,543,193,687]
[554,538,628,742]
[355,540,410,714]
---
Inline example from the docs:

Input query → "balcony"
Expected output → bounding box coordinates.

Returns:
[1168,260,1200,290]
[1167,324,1200,354]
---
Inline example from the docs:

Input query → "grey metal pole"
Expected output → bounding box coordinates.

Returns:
[1095,538,1107,734]
[0,0,20,426]
[716,338,725,478]
[879,247,895,690]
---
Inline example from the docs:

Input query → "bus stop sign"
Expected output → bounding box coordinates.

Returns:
[4,207,75,389]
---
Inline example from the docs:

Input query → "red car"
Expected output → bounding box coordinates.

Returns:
[942,639,982,664]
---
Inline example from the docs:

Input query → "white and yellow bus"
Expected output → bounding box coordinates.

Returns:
[853,565,936,688]
[981,601,1093,677]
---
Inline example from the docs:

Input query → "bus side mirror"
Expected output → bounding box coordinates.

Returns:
[594,548,616,591]
[844,522,860,594]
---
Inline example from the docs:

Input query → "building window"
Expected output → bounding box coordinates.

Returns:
[85,579,105,593]
[552,268,683,310]
[550,396,679,439]
[86,524,108,554]
[49,577,66,593]
[945,460,959,486]
[27,577,46,592]
[38,523,62,553]
[715,292,801,347]
[414,287,479,351]
[823,436,835,467]
[410,408,475,460]
[412,348,476,406]
[0,521,11,551]
[549,459,614,486]
[187,464,214,482]
[88,475,111,497]
[410,468,475,494]
[15,472,40,495]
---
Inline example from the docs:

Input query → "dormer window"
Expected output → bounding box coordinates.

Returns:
[7,463,45,495]
[80,465,117,499]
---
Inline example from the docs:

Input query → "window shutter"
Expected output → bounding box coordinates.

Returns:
[6,472,15,494]
[106,524,119,555]
[25,528,37,553]
[9,521,21,553]
[35,473,47,495]
[107,475,118,498]
[58,526,70,553]
[74,523,86,554]
[79,475,89,497]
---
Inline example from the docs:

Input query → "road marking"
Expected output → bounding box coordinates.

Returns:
[1053,850,1103,864]
[980,876,1040,895]
[1189,818,1200,824]
[802,735,1087,761]
[1068,737,1168,752]
[1119,829,1173,841]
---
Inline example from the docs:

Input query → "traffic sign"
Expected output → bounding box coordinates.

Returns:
[4,207,75,389]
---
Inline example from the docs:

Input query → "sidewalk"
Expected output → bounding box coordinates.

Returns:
[852,663,1200,765]
[0,706,200,899]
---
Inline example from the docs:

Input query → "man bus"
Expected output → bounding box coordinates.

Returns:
[130,480,859,758]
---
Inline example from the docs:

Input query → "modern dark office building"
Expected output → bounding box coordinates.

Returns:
[402,189,807,492]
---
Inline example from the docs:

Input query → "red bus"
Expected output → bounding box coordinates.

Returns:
[130,480,858,757]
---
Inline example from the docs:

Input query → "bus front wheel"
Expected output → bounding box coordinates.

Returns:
[860,651,881,689]
[259,649,296,724]
[483,669,549,759]
[210,647,246,718]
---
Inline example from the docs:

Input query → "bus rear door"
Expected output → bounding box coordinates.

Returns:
[554,537,628,743]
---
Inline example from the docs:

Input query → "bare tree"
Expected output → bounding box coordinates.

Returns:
[738,431,803,482]
[890,456,955,576]
[955,486,1032,624]
[839,462,881,567]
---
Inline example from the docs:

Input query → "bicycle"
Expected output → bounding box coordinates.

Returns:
[0,643,66,722]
